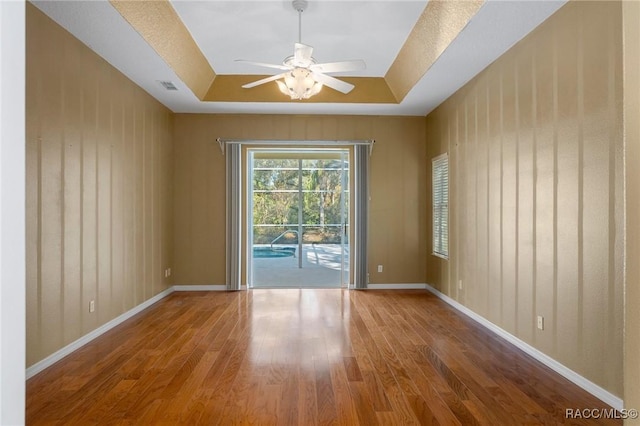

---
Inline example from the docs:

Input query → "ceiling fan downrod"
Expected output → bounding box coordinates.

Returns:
[292,0,308,44]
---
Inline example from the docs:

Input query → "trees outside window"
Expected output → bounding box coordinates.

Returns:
[252,158,349,245]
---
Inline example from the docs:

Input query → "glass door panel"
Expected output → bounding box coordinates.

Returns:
[249,149,349,288]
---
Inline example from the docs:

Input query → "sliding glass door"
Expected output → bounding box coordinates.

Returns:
[248,149,349,288]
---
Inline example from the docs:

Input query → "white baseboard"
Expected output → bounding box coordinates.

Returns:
[366,283,428,290]
[424,284,623,411]
[26,284,237,379]
[26,287,174,379]
[172,285,227,291]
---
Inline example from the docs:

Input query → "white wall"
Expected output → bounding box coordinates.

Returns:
[0,1,26,424]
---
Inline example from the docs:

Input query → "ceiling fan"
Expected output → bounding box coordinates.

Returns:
[236,0,366,100]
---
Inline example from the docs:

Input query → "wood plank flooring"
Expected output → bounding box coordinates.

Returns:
[26,290,621,425]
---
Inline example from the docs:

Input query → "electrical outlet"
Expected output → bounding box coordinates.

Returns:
[167,268,171,276]
[458,280,463,290]
[377,265,383,273]
[537,315,544,330]
[89,300,95,313]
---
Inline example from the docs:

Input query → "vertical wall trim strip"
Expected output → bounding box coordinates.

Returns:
[552,27,559,353]
[606,8,619,387]
[576,7,584,356]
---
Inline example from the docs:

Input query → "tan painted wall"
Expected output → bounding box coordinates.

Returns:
[623,1,640,421]
[172,114,427,286]
[425,1,624,397]
[25,4,174,367]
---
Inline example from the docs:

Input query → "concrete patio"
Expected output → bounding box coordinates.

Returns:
[251,244,349,288]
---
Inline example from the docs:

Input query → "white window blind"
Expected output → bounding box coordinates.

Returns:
[432,153,449,259]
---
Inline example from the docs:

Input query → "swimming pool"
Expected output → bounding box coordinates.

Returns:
[253,246,296,258]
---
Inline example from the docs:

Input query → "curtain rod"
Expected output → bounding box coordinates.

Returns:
[216,138,375,155]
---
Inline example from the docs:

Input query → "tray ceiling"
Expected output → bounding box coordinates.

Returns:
[32,0,566,116]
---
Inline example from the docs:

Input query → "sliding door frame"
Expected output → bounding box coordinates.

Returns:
[219,139,373,291]
[247,148,350,288]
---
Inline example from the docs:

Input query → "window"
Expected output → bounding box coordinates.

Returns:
[432,153,448,259]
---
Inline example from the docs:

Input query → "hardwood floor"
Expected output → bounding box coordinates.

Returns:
[27,289,620,425]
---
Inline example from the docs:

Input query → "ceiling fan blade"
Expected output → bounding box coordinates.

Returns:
[294,43,314,67]
[311,60,366,74]
[235,59,291,71]
[242,73,288,89]
[311,72,355,94]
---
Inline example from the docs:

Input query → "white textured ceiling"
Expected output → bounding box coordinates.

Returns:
[32,0,567,116]
[172,1,427,77]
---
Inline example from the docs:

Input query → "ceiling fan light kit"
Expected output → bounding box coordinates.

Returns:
[276,68,323,100]
[237,0,366,101]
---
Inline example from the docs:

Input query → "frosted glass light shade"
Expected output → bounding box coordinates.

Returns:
[276,68,323,100]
